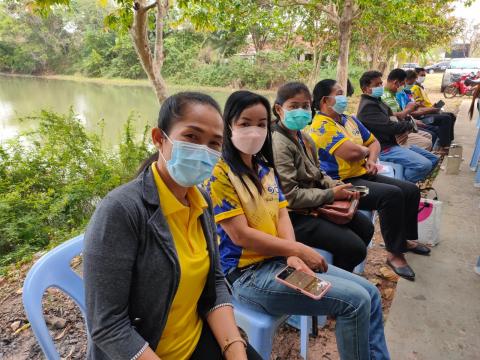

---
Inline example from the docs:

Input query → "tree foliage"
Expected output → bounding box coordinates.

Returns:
[0,110,150,270]
[2,0,469,93]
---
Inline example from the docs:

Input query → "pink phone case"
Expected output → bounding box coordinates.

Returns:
[275,266,332,300]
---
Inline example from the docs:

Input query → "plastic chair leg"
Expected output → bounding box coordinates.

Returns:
[245,327,275,360]
[25,295,61,360]
[300,316,309,359]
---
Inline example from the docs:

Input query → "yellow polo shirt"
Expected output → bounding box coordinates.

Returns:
[152,163,210,360]
[411,84,433,108]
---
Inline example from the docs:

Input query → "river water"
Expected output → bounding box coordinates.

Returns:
[0,75,255,146]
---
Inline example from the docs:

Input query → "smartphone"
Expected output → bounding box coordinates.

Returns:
[434,100,445,109]
[276,266,331,300]
[348,185,369,197]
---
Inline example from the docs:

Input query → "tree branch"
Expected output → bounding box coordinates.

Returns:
[134,0,157,13]
[154,0,168,70]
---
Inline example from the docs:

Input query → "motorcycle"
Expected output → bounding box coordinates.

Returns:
[443,71,480,98]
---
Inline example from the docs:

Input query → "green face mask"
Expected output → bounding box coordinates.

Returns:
[405,84,413,90]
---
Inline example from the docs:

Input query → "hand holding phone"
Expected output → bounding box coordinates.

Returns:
[276,266,332,300]
[347,185,369,197]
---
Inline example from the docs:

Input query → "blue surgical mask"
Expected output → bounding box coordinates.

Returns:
[371,86,384,98]
[283,108,312,130]
[405,84,413,90]
[159,133,221,187]
[331,95,348,114]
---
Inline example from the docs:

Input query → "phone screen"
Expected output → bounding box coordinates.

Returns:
[349,185,369,197]
[277,267,330,296]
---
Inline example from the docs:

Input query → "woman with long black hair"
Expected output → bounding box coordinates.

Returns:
[206,90,390,360]
[84,92,261,360]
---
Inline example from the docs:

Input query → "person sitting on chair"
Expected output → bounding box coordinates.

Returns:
[271,82,374,272]
[206,89,391,359]
[84,92,261,360]
[309,79,430,281]
[381,68,438,152]
[411,67,456,154]
[357,70,438,183]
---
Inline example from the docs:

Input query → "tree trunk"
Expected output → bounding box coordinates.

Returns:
[335,0,354,91]
[308,45,324,88]
[131,0,168,103]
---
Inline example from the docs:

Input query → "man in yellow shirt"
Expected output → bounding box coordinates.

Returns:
[409,67,456,152]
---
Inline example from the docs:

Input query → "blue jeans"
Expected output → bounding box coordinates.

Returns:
[231,259,390,360]
[379,145,439,183]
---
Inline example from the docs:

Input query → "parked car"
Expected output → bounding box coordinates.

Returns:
[441,58,480,91]
[401,63,419,70]
[425,61,450,74]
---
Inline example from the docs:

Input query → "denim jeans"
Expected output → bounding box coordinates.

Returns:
[379,144,439,182]
[231,259,390,360]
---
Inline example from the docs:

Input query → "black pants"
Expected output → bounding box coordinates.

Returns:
[190,322,262,360]
[420,112,455,146]
[347,174,420,255]
[289,211,374,272]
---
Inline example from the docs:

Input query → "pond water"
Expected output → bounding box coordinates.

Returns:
[0,75,265,146]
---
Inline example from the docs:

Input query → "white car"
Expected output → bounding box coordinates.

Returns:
[401,63,419,71]
[441,58,480,91]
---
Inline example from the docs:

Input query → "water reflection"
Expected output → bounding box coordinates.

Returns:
[0,75,274,146]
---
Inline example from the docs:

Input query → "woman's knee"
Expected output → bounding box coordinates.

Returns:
[382,185,403,205]
[348,284,372,315]
[350,238,368,263]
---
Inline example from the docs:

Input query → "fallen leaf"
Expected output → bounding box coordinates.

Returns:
[55,328,68,340]
[378,267,398,281]
[14,323,30,335]
[382,288,395,300]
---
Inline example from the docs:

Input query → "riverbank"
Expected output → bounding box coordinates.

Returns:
[0,73,276,96]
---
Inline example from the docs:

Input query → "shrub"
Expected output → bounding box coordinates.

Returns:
[0,110,151,271]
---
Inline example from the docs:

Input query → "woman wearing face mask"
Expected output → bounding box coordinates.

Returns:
[309,79,429,281]
[406,69,455,153]
[206,90,390,360]
[270,82,374,272]
[84,92,261,360]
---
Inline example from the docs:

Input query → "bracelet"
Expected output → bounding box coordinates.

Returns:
[222,337,247,356]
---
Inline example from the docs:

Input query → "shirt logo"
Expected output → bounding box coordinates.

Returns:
[267,184,280,194]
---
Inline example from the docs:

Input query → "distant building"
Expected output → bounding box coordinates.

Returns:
[446,43,471,58]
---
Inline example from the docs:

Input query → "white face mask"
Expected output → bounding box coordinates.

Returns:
[230,126,268,155]
[417,76,426,84]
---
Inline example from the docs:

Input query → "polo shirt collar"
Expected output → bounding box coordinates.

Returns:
[150,163,207,216]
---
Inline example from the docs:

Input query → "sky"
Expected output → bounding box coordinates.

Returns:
[453,0,480,23]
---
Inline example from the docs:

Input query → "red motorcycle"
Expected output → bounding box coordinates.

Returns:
[444,71,480,98]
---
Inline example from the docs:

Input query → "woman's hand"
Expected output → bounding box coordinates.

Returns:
[365,159,378,175]
[224,342,248,360]
[293,243,328,273]
[415,120,426,128]
[287,256,316,276]
[332,183,357,200]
